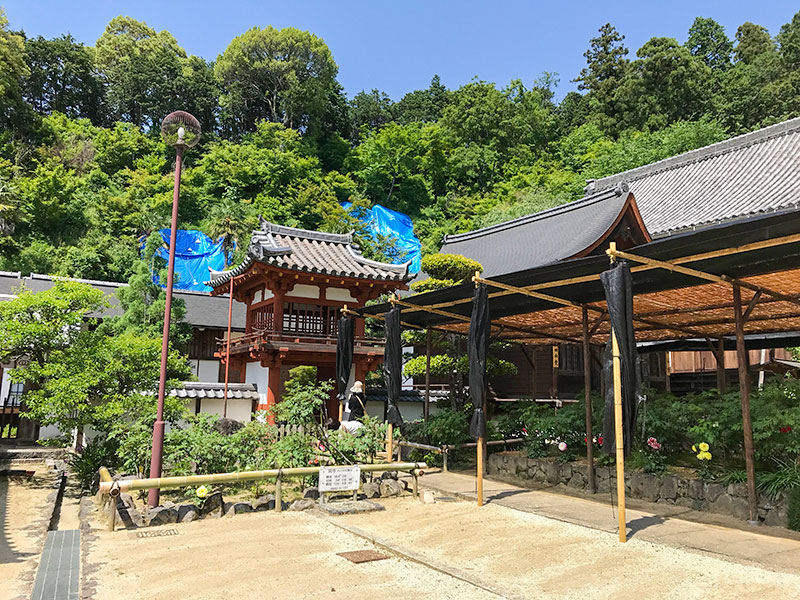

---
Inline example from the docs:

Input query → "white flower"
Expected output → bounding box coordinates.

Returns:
[558,442,567,452]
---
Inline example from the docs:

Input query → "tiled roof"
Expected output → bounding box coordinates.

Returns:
[587,117,800,237]
[365,388,450,404]
[439,185,633,277]
[207,219,412,288]
[166,382,260,400]
[0,272,246,330]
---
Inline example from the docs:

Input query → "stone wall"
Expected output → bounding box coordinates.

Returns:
[487,451,788,528]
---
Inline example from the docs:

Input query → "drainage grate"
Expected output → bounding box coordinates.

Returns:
[336,550,389,563]
[436,496,457,502]
[137,528,179,538]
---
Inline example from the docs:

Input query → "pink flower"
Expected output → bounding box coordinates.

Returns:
[646,437,662,451]
[558,442,567,452]
[597,436,603,446]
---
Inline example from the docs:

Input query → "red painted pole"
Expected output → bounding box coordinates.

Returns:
[223,276,234,418]
[148,144,184,508]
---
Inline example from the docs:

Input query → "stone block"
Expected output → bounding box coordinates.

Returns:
[675,496,703,510]
[304,487,320,500]
[559,464,573,483]
[660,476,678,501]
[704,483,725,503]
[379,479,404,497]
[225,502,255,517]
[147,506,179,526]
[544,461,560,484]
[252,495,275,511]
[362,482,381,499]
[688,479,705,500]
[290,498,316,511]
[178,503,199,523]
[726,483,748,498]
[199,491,224,518]
[630,472,660,503]
[567,474,585,489]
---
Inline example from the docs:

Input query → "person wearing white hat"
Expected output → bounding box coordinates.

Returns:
[336,381,366,434]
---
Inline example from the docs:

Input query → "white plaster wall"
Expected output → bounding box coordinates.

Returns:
[199,398,252,422]
[326,288,356,302]
[38,424,65,440]
[402,346,414,389]
[363,401,435,423]
[196,359,220,383]
[290,284,320,299]
[0,368,11,404]
[245,362,269,393]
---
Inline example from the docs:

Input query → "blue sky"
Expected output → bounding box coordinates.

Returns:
[4,1,799,101]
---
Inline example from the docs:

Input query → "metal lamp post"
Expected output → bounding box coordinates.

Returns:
[148,111,201,508]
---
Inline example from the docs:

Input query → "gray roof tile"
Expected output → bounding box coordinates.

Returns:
[207,219,412,287]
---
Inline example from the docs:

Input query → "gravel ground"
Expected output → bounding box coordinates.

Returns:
[83,494,800,600]
[0,462,55,600]
[338,497,800,600]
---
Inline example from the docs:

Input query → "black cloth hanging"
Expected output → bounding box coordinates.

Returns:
[335,316,354,403]
[468,284,489,440]
[600,261,642,458]
[383,306,404,426]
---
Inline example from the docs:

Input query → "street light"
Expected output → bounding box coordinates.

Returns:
[148,111,201,508]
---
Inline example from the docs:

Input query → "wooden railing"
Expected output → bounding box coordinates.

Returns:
[216,329,385,356]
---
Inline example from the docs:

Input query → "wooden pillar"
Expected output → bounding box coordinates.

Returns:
[582,307,596,494]
[664,352,671,393]
[424,329,431,421]
[733,285,758,522]
[266,362,281,425]
[715,338,727,393]
[477,437,484,507]
[551,345,559,399]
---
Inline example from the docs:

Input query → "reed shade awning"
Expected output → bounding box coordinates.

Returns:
[358,209,800,344]
[383,306,403,426]
[335,316,354,402]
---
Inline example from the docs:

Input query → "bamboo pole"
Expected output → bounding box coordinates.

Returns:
[477,436,484,507]
[582,307,596,493]
[424,329,431,421]
[275,471,282,512]
[611,329,627,543]
[609,242,627,543]
[98,462,427,495]
[733,285,759,522]
[386,423,393,463]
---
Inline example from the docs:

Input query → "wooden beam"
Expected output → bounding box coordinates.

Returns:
[733,284,758,522]
[742,290,763,322]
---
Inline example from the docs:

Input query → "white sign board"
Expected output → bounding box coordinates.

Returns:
[318,466,361,492]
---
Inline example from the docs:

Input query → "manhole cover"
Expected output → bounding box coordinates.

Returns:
[137,528,179,538]
[336,550,388,563]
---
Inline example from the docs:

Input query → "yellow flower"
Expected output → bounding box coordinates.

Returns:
[696,451,712,461]
[692,445,697,452]
[698,442,710,452]
[196,485,210,498]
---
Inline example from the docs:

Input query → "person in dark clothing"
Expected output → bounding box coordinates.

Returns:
[343,380,366,423]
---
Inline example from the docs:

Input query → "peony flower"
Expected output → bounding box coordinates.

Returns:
[697,451,712,461]
[698,442,710,452]
[780,425,793,434]
[196,485,209,499]
[597,436,603,446]
[558,442,567,452]
[646,437,661,450]
[692,444,697,453]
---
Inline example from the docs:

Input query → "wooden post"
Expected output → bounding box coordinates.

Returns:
[664,352,671,393]
[424,329,431,421]
[223,276,234,418]
[733,285,758,522]
[582,307,596,494]
[443,447,449,472]
[477,436,484,507]
[386,423,393,463]
[275,471,282,512]
[716,338,727,392]
[611,330,627,543]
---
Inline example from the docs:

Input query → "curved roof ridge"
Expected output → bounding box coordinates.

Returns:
[346,243,411,275]
[590,117,800,193]
[259,217,353,244]
[443,184,625,244]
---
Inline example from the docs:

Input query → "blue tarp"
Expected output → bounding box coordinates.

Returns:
[151,229,231,292]
[342,203,421,273]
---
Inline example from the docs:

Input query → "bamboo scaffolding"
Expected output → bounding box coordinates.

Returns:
[609,242,627,543]
[397,232,800,315]
[98,462,428,495]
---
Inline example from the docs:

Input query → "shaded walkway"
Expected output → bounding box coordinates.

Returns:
[416,470,800,574]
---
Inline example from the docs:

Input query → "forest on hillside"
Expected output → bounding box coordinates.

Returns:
[1,9,800,282]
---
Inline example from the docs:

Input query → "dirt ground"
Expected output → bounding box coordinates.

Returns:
[85,494,800,600]
[0,463,55,600]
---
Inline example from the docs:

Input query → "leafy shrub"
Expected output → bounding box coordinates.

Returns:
[164,413,240,476]
[422,407,471,447]
[267,432,316,469]
[327,415,388,464]
[68,436,120,491]
[789,488,800,531]
[757,459,800,498]
[274,366,331,426]
[420,253,482,282]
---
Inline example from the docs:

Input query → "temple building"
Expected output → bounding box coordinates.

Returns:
[206,219,413,418]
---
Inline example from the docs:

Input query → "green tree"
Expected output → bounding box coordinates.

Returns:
[22,34,106,123]
[394,75,450,124]
[686,17,733,70]
[0,8,31,131]
[215,26,338,136]
[778,10,800,71]
[203,196,250,268]
[349,88,395,140]
[734,22,774,64]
